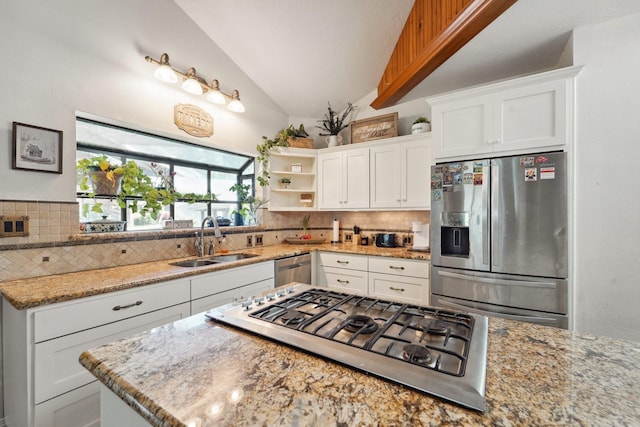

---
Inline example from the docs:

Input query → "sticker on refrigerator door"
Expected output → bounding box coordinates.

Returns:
[463,173,473,185]
[519,156,535,167]
[431,174,443,189]
[443,173,454,186]
[540,167,555,180]
[536,155,549,163]
[432,189,442,201]
[473,173,483,185]
[453,173,463,184]
[525,167,538,181]
[473,162,483,173]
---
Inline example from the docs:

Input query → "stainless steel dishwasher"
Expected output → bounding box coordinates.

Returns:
[274,254,312,286]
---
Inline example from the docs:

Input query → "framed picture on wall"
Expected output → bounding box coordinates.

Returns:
[12,122,63,174]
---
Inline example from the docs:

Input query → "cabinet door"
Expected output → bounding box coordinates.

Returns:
[400,138,432,208]
[369,273,429,304]
[342,148,369,209]
[34,382,101,427]
[317,152,343,209]
[317,266,368,295]
[433,97,492,161]
[369,144,400,208]
[493,79,567,153]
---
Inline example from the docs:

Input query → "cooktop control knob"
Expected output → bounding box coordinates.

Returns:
[276,289,285,297]
[241,301,252,310]
[286,287,294,294]
[255,296,265,305]
[266,293,275,301]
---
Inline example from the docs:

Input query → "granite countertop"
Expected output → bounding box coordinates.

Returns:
[80,312,640,426]
[0,243,429,310]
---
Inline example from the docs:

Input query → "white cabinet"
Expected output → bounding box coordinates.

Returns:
[370,134,432,209]
[368,257,430,304]
[2,278,191,427]
[428,66,581,161]
[317,147,369,209]
[268,148,317,211]
[190,261,274,314]
[315,252,430,304]
[316,252,368,294]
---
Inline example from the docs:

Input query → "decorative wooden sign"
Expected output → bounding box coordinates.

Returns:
[174,104,213,137]
[350,112,398,143]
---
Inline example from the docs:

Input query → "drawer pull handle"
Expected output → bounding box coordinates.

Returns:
[389,266,405,270]
[337,279,350,284]
[389,287,405,292]
[112,300,143,311]
[336,260,349,264]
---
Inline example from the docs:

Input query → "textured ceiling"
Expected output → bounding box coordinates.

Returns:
[175,0,640,118]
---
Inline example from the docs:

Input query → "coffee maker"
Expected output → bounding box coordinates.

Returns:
[412,221,430,251]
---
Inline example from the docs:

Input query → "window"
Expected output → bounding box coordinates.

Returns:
[76,118,255,231]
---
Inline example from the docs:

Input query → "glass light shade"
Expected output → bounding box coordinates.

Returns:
[153,65,178,83]
[228,99,245,113]
[206,90,226,105]
[182,78,203,95]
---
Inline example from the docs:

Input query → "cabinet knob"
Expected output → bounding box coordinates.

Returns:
[112,300,143,311]
[389,266,405,270]
[337,279,350,284]
[389,287,405,292]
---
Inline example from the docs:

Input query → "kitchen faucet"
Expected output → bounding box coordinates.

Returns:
[196,216,224,257]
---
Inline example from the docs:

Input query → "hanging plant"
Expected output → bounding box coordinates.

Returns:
[256,124,307,186]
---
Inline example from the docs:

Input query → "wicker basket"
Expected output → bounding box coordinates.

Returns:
[287,137,314,149]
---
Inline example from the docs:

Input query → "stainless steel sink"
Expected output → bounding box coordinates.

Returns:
[170,253,258,268]
[206,253,259,262]
[169,259,222,268]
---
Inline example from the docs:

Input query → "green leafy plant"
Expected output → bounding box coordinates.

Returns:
[229,183,269,225]
[256,124,307,187]
[77,155,215,220]
[316,102,356,136]
[413,116,430,125]
[301,214,311,239]
[280,177,291,184]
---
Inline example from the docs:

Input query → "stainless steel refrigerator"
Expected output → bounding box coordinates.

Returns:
[430,152,569,328]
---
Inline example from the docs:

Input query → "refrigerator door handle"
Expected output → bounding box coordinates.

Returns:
[438,270,558,289]
[491,163,500,267]
[482,165,490,265]
[436,299,559,323]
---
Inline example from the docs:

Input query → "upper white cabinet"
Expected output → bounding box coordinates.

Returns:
[428,66,582,161]
[318,147,369,210]
[370,134,432,209]
[268,148,317,211]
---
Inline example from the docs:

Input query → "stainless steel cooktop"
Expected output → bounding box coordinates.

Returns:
[206,284,488,411]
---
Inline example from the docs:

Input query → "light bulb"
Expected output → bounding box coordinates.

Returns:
[154,64,178,83]
[207,90,226,104]
[228,90,245,113]
[182,68,204,95]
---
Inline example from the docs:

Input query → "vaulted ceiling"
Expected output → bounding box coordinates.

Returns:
[175,0,640,118]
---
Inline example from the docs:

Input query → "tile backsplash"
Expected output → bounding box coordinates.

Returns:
[1,200,429,281]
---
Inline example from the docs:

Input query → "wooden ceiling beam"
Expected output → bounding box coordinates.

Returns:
[371,0,517,110]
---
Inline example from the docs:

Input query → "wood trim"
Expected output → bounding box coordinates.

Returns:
[371,0,517,110]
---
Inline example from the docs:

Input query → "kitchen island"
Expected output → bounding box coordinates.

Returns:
[80,308,640,426]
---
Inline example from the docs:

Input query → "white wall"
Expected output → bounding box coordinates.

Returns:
[0,0,288,203]
[572,13,640,341]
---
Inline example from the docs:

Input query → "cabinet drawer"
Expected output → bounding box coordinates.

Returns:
[34,302,190,404]
[318,266,368,295]
[369,273,428,304]
[191,261,273,300]
[34,381,100,427]
[34,279,190,343]
[368,257,429,278]
[318,252,368,271]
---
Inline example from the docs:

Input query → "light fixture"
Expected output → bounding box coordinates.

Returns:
[206,79,226,105]
[145,53,245,113]
[181,67,204,95]
[153,53,178,83]
[228,90,245,113]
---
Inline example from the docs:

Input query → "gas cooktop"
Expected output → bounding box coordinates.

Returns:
[206,285,488,411]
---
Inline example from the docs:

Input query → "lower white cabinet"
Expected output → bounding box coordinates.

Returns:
[2,261,276,427]
[315,252,430,304]
[190,261,274,314]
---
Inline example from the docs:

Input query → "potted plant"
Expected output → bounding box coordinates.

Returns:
[316,102,356,147]
[256,124,307,187]
[229,183,269,225]
[300,214,311,240]
[411,116,431,134]
[77,155,211,220]
[279,177,291,189]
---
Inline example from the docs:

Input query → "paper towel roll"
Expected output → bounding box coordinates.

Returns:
[412,221,423,232]
[332,219,340,243]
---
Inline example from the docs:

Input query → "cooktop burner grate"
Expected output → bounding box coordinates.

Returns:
[248,288,474,377]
